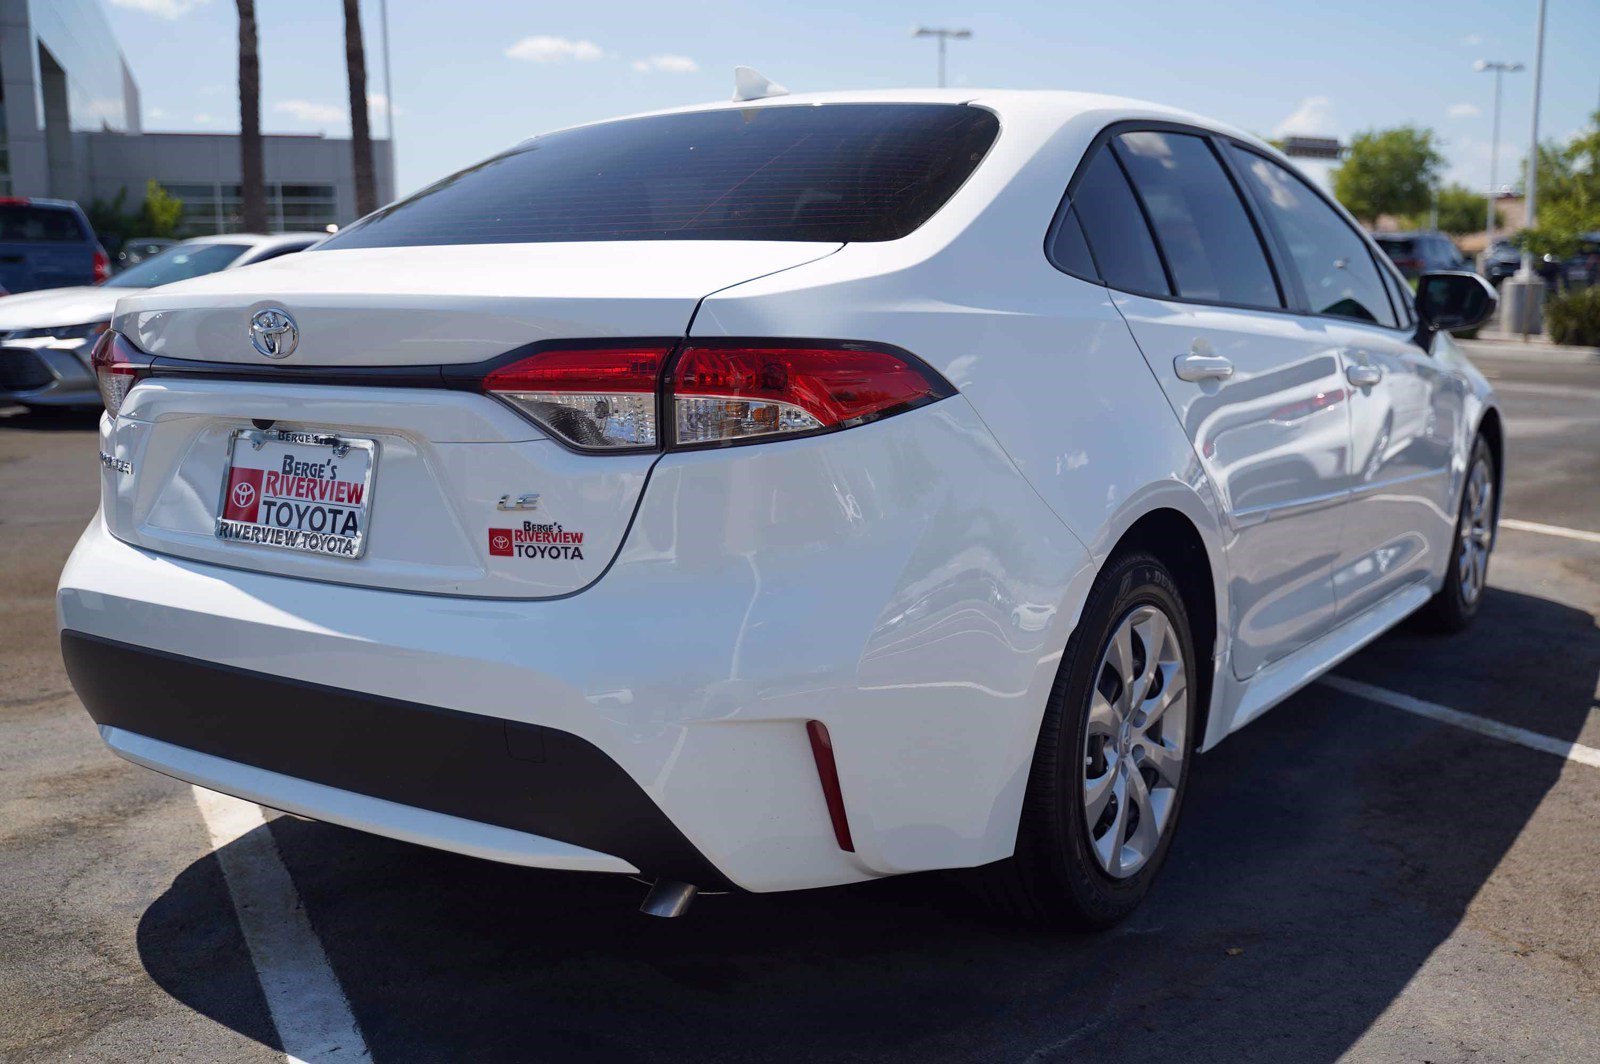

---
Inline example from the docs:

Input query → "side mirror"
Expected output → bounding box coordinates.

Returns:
[1416,271,1497,333]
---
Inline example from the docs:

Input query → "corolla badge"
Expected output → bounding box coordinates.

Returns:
[249,308,298,359]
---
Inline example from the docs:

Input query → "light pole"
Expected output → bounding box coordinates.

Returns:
[1475,59,1523,240]
[378,0,395,196]
[912,26,971,88]
[1517,0,1548,339]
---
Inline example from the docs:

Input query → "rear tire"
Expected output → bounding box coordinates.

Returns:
[1420,435,1496,633]
[978,551,1197,929]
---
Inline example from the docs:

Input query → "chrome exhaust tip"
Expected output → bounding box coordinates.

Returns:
[639,879,698,918]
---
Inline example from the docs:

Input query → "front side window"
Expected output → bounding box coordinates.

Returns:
[1230,147,1398,327]
[1113,131,1280,309]
[1379,261,1414,328]
[321,104,999,248]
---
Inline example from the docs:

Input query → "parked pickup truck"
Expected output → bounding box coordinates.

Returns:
[0,197,109,294]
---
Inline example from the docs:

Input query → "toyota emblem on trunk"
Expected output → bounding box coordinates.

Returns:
[249,308,299,359]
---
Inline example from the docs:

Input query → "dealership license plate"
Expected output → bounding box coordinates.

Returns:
[215,428,377,559]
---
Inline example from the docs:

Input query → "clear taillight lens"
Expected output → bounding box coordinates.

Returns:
[477,341,953,452]
[670,343,952,447]
[481,346,668,451]
[91,331,149,417]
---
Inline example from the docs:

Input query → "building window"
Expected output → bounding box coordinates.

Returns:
[167,181,338,236]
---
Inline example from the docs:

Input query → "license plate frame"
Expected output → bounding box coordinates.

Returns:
[214,427,378,560]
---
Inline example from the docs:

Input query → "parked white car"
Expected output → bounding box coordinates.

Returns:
[58,89,1500,925]
[0,233,320,409]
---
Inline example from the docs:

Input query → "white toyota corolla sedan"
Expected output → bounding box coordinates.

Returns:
[59,88,1500,925]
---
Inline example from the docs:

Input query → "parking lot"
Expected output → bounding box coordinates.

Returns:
[2,343,1597,1063]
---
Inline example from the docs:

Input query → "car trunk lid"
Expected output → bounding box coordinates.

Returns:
[114,241,840,365]
[101,240,840,598]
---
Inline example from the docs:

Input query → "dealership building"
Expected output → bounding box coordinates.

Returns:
[0,0,393,235]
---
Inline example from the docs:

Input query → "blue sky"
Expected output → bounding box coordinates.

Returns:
[106,0,1600,199]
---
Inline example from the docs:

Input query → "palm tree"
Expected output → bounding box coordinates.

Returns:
[235,0,267,232]
[342,0,377,217]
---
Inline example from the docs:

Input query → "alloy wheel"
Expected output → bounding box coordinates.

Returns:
[1081,604,1189,879]
[1458,457,1493,605]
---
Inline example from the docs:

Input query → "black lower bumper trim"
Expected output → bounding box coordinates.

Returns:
[61,630,732,889]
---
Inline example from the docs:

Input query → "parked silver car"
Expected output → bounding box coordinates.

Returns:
[0,233,320,410]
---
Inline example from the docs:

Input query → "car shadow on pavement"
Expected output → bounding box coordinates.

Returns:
[136,585,1598,1063]
[0,405,101,431]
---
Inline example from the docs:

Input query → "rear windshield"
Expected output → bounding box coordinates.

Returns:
[1375,237,1416,256]
[0,204,89,243]
[321,103,1000,248]
[103,243,249,288]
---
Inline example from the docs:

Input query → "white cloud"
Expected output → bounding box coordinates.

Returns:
[1273,96,1336,138]
[193,113,214,125]
[505,36,604,63]
[274,99,345,125]
[108,0,210,18]
[1459,34,1484,47]
[1447,102,1482,119]
[367,93,404,118]
[631,54,699,74]
[148,107,166,119]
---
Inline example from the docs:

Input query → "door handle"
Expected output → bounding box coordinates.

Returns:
[1174,352,1234,382]
[1346,363,1383,388]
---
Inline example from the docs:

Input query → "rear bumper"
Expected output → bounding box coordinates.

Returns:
[59,395,1090,891]
[63,629,729,887]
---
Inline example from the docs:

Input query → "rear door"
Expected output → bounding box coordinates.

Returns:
[1066,127,1354,679]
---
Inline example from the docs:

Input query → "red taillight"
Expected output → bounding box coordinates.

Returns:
[481,345,669,451]
[670,343,950,447]
[92,248,111,284]
[476,340,952,452]
[92,332,149,417]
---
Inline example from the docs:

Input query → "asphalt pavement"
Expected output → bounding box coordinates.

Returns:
[2,344,1597,1062]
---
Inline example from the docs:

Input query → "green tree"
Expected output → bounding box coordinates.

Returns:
[1407,184,1498,235]
[86,181,185,247]
[1519,114,1600,259]
[1333,126,1444,223]
[136,180,184,237]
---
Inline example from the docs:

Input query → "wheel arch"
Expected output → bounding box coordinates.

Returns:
[1105,507,1220,750]
[1476,404,1505,529]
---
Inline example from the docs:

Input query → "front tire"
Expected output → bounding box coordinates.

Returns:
[980,551,1197,929]
[1421,435,1496,633]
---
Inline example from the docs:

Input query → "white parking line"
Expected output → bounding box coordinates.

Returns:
[191,787,371,1064]
[1499,518,1600,545]
[1320,675,1600,769]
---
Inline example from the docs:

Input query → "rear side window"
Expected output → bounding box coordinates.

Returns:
[1112,131,1280,308]
[1230,148,1398,328]
[1067,148,1170,295]
[0,205,89,243]
[321,104,999,247]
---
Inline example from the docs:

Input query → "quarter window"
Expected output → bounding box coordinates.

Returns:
[1112,131,1280,308]
[1048,206,1097,279]
[1067,147,1170,295]
[1230,147,1398,327]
